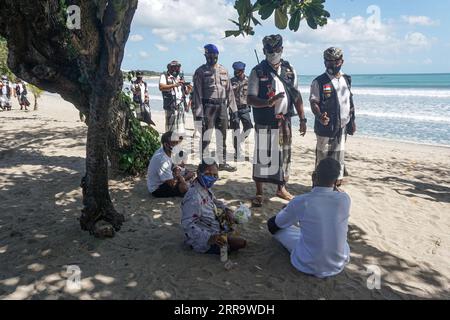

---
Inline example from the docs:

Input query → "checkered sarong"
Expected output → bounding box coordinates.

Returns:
[165,103,185,134]
[315,130,346,180]
[253,117,292,186]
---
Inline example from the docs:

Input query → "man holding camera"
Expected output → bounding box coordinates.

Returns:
[159,61,192,135]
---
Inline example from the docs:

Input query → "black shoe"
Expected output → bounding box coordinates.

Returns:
[219,163,237,172]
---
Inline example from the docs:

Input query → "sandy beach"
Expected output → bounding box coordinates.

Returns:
[0,93,449,300]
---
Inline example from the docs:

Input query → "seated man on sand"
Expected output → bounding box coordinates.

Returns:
[147,131,194,198]
[267,158,351,278]
[181,159,247,255]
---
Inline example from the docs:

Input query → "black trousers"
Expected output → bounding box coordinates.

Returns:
[233,107,254,155]
[202,104,228,164]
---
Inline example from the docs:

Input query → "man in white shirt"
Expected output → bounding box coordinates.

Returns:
[0,75,13,111]
[147,132,194,198]
[159,61,191,135]
[310,47,356,185]
[267,157,351,278]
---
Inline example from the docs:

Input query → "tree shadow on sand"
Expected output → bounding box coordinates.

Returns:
[1,126,449,299]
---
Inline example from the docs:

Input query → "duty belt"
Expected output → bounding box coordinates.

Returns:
[202,98,226,105]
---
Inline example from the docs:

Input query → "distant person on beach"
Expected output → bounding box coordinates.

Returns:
[193,44,240,172]
[15,79,30,111]
[147,132,195,198]
[181,159,247,254]
[267,158,351,278]
[247,34,307,207]
[0,75,13,111]
[310,47,356,187]
[131,71,154,126]
[159,60,192,135]
[230,61,253,161]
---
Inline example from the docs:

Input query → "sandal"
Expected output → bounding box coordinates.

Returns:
[251,195,264,208]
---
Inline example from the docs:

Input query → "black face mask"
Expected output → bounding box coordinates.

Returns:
[325,61,342,75]
[164,143,173,152]
[327,65,341,75]
[206,55,218,66]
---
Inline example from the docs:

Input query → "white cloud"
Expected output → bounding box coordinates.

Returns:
[405,32,430,47]
[152,28,187,43]
[286,15,435,66]
[130,34,144,42]
[139,51,150,59]
[424,58,433,65]
[191,34,205,42]
[401,16,439,26]
[155,44,169,52]
[135,0,236,42]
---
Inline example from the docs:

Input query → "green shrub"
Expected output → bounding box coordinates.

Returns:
[118,93,160,175]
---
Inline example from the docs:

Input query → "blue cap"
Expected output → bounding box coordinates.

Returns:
[232,61,246,71]
[204,44,219,55]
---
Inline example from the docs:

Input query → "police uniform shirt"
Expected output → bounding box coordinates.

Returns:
[310,72,351,128]
[248,64,298,115]
[231,75,248,107]
[193,64,237,117]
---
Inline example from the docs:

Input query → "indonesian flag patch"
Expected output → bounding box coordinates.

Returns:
[323,84,333,94]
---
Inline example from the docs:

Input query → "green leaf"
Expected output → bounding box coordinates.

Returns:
[274,8,288,29]
[225,30,243,38]
[288,10,301,31]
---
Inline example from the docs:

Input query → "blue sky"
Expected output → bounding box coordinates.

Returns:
[122,0,450,75]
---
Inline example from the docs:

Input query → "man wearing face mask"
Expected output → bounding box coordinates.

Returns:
[181,159,247,254]
[147,132,194,198]
[193,44,240,172]
[159,61,192,135]
[310,47,356,187]
[230,61,253,161]
[247,34,307,207]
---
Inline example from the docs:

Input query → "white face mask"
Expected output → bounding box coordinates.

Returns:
[266,52,282,65]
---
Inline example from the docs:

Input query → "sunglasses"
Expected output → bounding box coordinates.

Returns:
[265,47,283,54]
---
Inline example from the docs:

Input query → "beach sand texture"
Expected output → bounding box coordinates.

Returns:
[0,93,449,300]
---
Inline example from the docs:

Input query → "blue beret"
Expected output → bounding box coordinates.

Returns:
[204,44,219,54]
[232,61,246,70]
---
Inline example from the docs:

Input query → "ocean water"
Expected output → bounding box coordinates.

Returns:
[136,73,450,147]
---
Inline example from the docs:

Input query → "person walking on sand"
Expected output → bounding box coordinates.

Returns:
[247,34,307,207]
[0,75,13,111]
[310,47,356,187]
[15,79,30,111]
[267,158,351,278]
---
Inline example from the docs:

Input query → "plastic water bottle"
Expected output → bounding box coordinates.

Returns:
[220,245,228,262]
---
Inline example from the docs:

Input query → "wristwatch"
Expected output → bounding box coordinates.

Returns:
[300,118,307,123]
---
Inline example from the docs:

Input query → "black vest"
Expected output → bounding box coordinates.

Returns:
[252,59,296,127]
[314,73,353,137]
[161,72,177,110]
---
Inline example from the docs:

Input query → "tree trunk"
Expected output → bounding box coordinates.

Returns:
[80,90,124,237]
[0,0,139,237]
[33,94,38,110]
